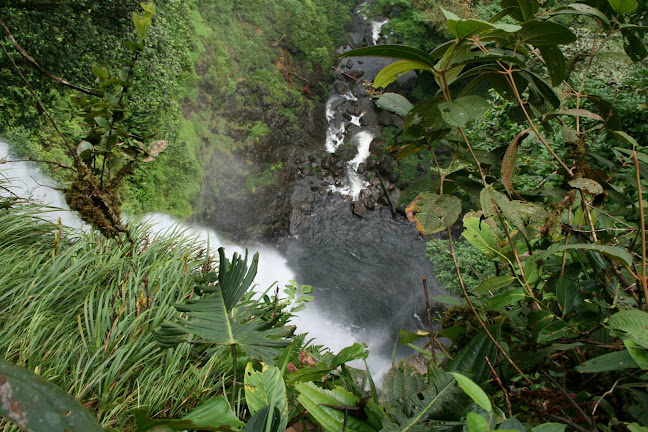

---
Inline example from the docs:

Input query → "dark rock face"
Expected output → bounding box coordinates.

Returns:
[192,2,447,348]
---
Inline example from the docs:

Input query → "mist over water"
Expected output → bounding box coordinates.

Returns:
[0,140,395,380]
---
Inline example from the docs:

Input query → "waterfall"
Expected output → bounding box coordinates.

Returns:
[0,139,393,380]
[328,131,373,200]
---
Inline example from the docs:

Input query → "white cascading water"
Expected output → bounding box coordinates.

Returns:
[0,139,393,381]
[328,131,374,200]
[371,17,389,45]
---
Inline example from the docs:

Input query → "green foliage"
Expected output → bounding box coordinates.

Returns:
[346,0,648,429]
[0,360,103,432]
[0,203,227,429]
[427,239,495,296]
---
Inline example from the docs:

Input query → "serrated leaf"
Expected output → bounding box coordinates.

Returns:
[486,288,526,310]
[438,96,490,127]
[462,214,503,260]
[376,93,414,116]
[450,373,492,412]
[537,320,571,343]
[608,310,648,349]
[545,243,632,267]
[568,178,603,195]
[382,362,427,403]
[538,45,566,86]
[575,349,639,372]
[447,326,501,384]
[621,28,648,62]
[94,116,111,129]
[474,275,517,293]
[502,131,527,197]
[405,193,462,235]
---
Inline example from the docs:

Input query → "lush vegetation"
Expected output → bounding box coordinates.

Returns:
[0,0,355,220]
[3,0,648,431]
[338,0,648,429]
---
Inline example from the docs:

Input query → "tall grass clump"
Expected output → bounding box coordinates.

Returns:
[0,200,227,430]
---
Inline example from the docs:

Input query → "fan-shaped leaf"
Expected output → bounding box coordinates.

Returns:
[608,310,648,349]
[244,364,288,431]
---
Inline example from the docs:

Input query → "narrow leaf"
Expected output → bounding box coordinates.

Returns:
[450,373,492,412]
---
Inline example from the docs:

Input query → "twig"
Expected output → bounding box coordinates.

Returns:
[633,150,648,310]
[0,41,79,164]
[542,371,595,429]
[592,378,620,417]
[422,277,436,365]
[332,65,362,82]
[486,357,512,418]
[549,414,589,432]
[447,228,534,386]
[1,158,73,171]
[0,19,100,96]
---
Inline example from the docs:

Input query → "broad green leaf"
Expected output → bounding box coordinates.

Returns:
[486,288,526,310]
[467,411,490,432]
[450,373,492,412]
[462,214,503,260]
[431,295,463,306]
[627,423,648,432]
[382,362,427,404]
[552,3,610,27]
[338,45,438,67]
[331,343,369,367]
[568,178,603,196]
[555,277,575,316]
[520,20,576,46]
[376,93,414,116]
[544,243,632,267]
[575,349,639,372]
[608,0,638,14]
[538,45,566,86]
[448,326,501,384]
[244,364,288,431]
[521,71,561,108]
[585,95,622,130]
[438,96,490,127]
[498,417,526,431]
[612,130,640,147]
[501,0,539,21]
[537,320,571,343]
[243,406,281,432]
[624,340,648,369]
[608,310,648,348]
[398,329,430,345]
[405,193,462,235]
[182,397,245,431]
[295,382,378,432]
[621,29,648,62]
[374,61,433,89]
[474,275,517,293]
[531,424,567,432]
[155,248,289,362]
[94,116,111,129]
[0,360,103,432]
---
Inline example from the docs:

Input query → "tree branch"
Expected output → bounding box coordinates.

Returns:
[0,18,101,96]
